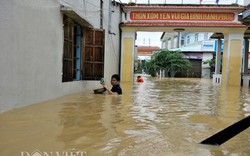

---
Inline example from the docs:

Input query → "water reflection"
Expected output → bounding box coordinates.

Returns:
[0,76,249,155]
[57,94,107,153]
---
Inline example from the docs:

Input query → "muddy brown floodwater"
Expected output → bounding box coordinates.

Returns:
[0,76,250,156]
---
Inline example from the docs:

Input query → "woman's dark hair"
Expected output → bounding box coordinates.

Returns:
[111,74,120,81]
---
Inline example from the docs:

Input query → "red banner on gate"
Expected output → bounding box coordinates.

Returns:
[130,12,235,21]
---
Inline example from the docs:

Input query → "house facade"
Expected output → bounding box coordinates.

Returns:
[0,0,122,112]
[161,32,217,78]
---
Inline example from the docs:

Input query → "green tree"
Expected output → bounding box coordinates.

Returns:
[145,59,159,77]
[141,60,146,69]
[145,50,192,77]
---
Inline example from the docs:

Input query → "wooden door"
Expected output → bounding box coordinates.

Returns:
[82,28,105,80]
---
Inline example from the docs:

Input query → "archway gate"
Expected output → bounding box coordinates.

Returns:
[120,4,247,86]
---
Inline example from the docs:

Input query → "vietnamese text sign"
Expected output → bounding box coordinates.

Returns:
[130,12,235,21]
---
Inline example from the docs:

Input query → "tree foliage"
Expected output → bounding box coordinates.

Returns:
[145,59,158,77]
[145,50,192,77]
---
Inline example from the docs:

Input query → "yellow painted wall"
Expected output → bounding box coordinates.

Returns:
[222,39,242,86]
[228,40,242,86]
[122,38,133,82]
[222,40,228,86]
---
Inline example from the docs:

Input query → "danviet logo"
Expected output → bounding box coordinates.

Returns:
[21,148,87,156]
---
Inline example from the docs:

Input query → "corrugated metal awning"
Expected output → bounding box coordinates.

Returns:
[60,6,93,28]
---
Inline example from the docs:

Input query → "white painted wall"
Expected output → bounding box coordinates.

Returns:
[0,0,122,112]
[103,1,122,80]
[180,32,213,47]
[198,33,203,41]
[202,53,214,68]
[201,53,213,78]
[161,41,166,49]
[60,0,100,27]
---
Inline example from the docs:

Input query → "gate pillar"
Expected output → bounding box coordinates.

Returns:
[222,31,244,86]
[120,30,136,82]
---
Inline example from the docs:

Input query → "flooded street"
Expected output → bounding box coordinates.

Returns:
[0,76,250,156]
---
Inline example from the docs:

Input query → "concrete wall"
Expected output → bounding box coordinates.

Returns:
[0,0,122,112]
[103,1,122,80]
[202,53,213,68]
[202,53,213,78]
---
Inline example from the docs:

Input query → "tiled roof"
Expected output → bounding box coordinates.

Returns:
[123,5,245,11]
[137,46,160,52]
[121,21,246,28]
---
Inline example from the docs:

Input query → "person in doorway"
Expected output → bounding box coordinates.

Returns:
[136,75,144,83]
[101,74,122,95]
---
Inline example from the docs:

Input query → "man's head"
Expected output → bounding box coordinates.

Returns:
[111,74,120,86]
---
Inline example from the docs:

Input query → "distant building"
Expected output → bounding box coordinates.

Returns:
[136,46,160,58]
[161,32,217,78]
[134,46,160,70]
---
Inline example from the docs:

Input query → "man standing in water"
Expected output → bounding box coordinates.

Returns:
[101,74,122,95]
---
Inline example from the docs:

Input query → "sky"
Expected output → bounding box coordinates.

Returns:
[135,32,163,48]
[118,0,244,48]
